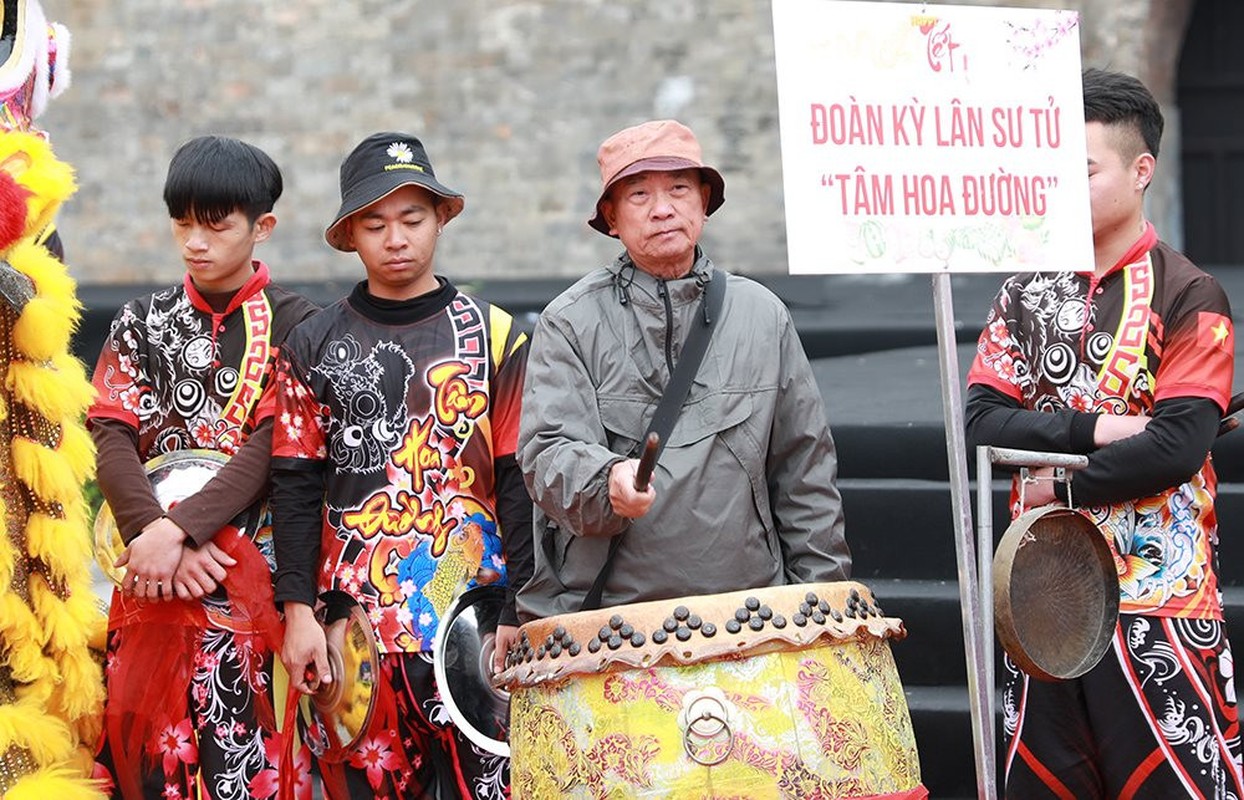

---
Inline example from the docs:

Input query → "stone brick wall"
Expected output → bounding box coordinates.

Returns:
[39,0,1180,284]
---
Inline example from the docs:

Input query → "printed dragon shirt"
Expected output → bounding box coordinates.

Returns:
[968,226,1235,619]
[272,286,527,654]
[90,263,313,462]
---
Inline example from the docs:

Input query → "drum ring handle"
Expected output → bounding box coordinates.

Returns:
[682,696,733,767]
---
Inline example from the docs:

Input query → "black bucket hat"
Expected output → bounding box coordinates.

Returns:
[325,132,465,252]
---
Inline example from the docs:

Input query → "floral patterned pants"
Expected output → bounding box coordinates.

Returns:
[319,650,509,800]
[96,613,279,799]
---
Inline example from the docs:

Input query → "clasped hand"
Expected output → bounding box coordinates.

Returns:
[117,517,237,601]
[116,516,185,601]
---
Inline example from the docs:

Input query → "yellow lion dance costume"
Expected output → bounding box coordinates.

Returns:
[0,2,107,797]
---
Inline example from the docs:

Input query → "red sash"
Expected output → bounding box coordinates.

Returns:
[104,529,284,798]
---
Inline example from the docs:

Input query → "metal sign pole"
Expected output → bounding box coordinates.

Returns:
[976,445,996,733]
[932,272,997,800]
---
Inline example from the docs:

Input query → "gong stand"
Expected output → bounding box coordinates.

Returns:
[974,447,1089,734]
[934,274,1093,800]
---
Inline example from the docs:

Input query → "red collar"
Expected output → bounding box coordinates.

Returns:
[183,260,271,315]
[1092,222,1157,280]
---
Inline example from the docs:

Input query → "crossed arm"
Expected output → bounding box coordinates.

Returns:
[965,384,1222,507]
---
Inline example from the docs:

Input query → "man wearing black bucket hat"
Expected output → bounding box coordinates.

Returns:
[269,132,531,798]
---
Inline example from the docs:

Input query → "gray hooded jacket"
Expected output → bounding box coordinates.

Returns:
[516,249,850,621]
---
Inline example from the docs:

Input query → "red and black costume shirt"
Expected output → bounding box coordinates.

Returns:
[967,224,1235,619]
[90,262,315,463]
[270,279,529,654]
[88,262,317,638]
[88,264,316,784]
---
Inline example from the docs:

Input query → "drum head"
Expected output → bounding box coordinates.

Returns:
[433,586,511,757]
[993,506,1119,681]
[94,449,268,586]
[297,594,380,759]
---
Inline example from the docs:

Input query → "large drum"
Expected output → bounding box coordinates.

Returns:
[496,582,927,800]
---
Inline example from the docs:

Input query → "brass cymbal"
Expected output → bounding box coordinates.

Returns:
[94,449,268,587]
[297,594,380,760]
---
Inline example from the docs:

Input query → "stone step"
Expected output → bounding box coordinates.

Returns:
[842,479,1244,587]
[874,577,1244,688]
[870,578,971,688]
[842,479,964,581]
[905,683,1001,798]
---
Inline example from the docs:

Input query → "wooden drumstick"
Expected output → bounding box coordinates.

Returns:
[633,432,660,492]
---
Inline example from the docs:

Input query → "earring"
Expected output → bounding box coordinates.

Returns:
[436,226,443,236]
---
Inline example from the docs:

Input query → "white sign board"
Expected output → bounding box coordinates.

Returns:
[772,0,1092,274]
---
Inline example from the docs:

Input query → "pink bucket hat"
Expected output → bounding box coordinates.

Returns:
[588,119,726,237]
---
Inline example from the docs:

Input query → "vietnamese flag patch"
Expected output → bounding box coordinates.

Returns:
[1155,311,1234,408]
[1198,312,1234,351]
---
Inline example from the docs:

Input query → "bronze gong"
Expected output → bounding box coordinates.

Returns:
[993,505,1119,682]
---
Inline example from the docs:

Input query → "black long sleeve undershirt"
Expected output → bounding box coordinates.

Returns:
[495,453,534,627]
[965,383,1222,507]
[270,459,326,608]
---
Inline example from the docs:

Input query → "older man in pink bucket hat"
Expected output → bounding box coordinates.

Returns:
[515,118,851,618]
[503,121,931,800]
[498,119,937,798]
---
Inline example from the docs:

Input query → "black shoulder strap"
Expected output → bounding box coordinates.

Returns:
[642,269,726,458]
[581,269,726,611]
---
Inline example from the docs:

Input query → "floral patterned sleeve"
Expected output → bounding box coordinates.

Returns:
[271,341,329,464]
[966,280,1027,401]
[88,301,152,428]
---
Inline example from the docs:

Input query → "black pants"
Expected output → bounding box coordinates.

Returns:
[1002,614,1243,799]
